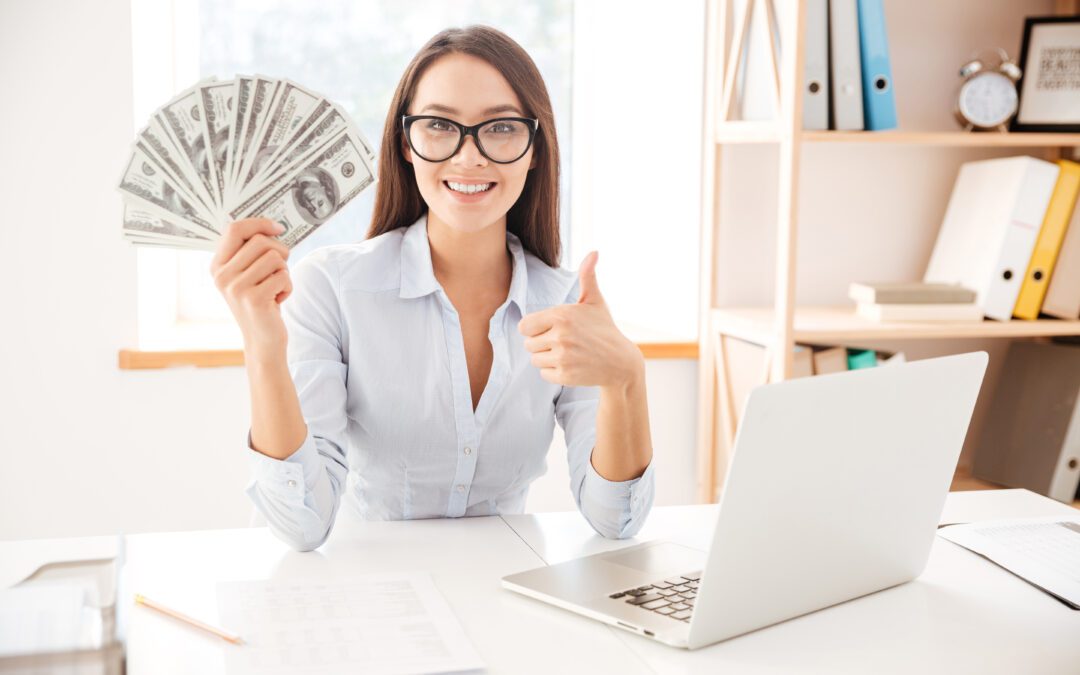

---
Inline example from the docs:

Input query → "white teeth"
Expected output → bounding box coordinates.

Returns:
[447,181,493,194]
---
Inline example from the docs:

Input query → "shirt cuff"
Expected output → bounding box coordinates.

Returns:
[584,456,656,513]
[246,429,322,501]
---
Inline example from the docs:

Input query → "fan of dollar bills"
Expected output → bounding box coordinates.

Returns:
[117,76,378,251]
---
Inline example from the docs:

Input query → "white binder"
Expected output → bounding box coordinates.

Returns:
[829,0,864,130]
[924,157,1060,321]
[802,0,829,130]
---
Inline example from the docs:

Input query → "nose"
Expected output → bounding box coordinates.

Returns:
[452,133,487,166]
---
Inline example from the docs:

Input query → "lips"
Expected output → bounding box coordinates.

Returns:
[442,180,497,202]
[443,180,496,193]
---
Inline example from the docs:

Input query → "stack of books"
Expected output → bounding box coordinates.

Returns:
[849,281,982,322]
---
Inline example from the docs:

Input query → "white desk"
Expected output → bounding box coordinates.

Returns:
[504,489,1080,674]
[2,490,1077,674]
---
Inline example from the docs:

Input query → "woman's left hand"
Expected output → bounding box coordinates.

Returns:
[518,251,644,388]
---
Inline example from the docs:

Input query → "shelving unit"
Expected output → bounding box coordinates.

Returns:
[695,0,1080,503]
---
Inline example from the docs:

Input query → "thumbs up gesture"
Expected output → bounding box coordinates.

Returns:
[518,251,644,388]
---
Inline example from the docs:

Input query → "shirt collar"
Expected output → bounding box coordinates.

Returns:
[399,211,529,314]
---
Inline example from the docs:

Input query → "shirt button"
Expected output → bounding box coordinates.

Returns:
[287,479,297,488]
[456,484,465,493]
[464,446,472,455]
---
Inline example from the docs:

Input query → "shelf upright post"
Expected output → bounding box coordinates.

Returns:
[696,0,727,503]
[771,0,806,382]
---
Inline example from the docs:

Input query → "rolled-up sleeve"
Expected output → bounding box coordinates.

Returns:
[244,250,349,552]
[557,384,655,539]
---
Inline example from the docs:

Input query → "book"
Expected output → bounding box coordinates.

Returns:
[1041,162,1080,320]
[973,340,1080,503]
[812,347,849,375]
[1014,159,1080,320]
[847,349,878,370]
[802,0,829,130]
[856,0,897,130]
[924,156,1059,322]
[856,302,985,322]
[848,281,976,304]
[829,0,865,130]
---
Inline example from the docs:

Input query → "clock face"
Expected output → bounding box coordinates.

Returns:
[958,72,1018,128]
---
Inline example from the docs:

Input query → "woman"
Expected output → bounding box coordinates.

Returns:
[210,25,655,552]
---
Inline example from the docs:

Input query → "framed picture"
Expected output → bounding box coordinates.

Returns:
[1010,15,1080,132]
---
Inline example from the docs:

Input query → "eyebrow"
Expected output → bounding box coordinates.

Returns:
[420,103,524,116]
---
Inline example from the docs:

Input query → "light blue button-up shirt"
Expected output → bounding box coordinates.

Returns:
[246,212,655,551]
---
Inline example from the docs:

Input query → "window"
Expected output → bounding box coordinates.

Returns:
[131,0,702,350]
[132,0,573,350]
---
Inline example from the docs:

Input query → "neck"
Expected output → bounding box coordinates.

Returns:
[426,210,512,293]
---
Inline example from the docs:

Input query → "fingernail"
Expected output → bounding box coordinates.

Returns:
[274,222,285,233]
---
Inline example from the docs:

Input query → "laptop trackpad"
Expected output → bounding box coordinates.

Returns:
[605,542,705,574]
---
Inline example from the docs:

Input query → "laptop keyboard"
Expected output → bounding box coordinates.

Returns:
[608,571,701,622]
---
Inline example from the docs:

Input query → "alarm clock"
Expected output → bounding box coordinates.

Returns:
[955,48,1022,131]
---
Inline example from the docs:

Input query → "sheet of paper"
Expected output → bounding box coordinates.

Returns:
[938,516,1080,609]
[216,572,484,675]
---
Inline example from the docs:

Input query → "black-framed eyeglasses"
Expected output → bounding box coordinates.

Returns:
[402,115,539,164]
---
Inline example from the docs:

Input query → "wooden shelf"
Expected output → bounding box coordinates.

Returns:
[804,131,1080,147]
[714,125,1080,147]
[695,0,1080,504]
[711,306,1080,345]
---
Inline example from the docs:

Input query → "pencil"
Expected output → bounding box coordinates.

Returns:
[134,593,244,645]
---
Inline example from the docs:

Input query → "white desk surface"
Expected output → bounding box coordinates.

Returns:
[503,489,1080,674]
[2,489,1077,674]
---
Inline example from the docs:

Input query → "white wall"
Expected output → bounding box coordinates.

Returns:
[0,0,702,541]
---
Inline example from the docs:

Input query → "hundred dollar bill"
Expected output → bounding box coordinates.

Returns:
[135,123,216,219]
[137,120,214,216]
[232,125,349,214]
[154,79,220,213]
[239,103,348,201]
[238,79,325,193]
[133,140,213,225]
[225,76,253,188]
[232,133,376,248]
[118,144,218,235]
[228,76,276,204]
[254,103,376,198]
[124,235,218,250]
[198,80,235,211]
[122,204,216,249]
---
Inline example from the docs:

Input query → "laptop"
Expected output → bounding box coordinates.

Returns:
[502,351,988,649]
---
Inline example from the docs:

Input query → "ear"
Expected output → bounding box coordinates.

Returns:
[401,135,412,164]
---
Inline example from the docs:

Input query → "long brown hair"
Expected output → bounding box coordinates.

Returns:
[366,25,561,268]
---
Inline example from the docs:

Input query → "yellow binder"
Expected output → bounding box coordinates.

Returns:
[1013,159,1080,320]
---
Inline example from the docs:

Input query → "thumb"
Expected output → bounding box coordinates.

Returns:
[577,250,604,305]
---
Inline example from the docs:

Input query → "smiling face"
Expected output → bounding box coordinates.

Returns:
[403,52,536,235]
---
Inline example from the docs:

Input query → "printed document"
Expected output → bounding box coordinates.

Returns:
[217,572,484,674]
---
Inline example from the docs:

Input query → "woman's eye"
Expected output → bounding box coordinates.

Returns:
[487,123,515,134]
[426,119,453,131]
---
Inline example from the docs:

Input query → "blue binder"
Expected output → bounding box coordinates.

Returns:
[856,0,897,130]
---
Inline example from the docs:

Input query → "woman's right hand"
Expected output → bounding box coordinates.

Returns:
[211,218,293,359]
